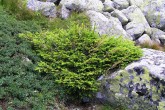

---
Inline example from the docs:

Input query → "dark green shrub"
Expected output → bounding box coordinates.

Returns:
[0,8,64,109]
[21,24,142,101]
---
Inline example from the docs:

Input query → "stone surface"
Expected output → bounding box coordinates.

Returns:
[99,49,165,109]
[143,0,165,30]
[137,34,153,45]
[113,0,129,10]
[129,0,145,8]
[47,0,61,5]
[86,10,131,39]
[130,0,165,30]
[125,21,145,40]
[46,0,57,2]
[27,0,56,18]
[60,0,104,12]
[151,28,165,45]
[61,5,70,19]
[103,0,115,12]
[126,48,165,81]
[111,9,128,25]
[122,5,151,39]
[59,0,104,19]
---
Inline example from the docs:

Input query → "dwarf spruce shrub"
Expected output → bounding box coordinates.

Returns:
[21,24,142,101]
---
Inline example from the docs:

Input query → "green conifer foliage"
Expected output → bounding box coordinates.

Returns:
[21,24,142,101]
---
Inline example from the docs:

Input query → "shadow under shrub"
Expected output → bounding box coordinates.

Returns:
[21,24,142,102]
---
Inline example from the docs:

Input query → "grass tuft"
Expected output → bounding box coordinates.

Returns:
[139,41,165,51]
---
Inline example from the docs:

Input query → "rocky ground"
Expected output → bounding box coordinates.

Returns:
[27,0,165,46]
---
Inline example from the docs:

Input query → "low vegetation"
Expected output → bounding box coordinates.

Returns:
[0,6,65,109]
[139,41,165,51]
[0,0,143,109]
[21,24,142,102]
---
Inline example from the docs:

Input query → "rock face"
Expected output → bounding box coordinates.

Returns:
[27,0,56,18]
[130,0,165,30]
[60,0,104,20]
[137,34,153,45]
[113,0,129,10]
[86,11,131,39]
[143,0,165,30]
[122,5,151,39]
[99,48,165,109]
[111,9,128,25]
[60,0,104,12]
[151,28,165,45]
[126,48,165,81]
[103,0,115,12]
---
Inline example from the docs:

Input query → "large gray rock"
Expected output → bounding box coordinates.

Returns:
[60,0,104,12]
[103,0,115,12]
[144,0,165,30]
[27,0,56,18]
[111,9,128,25]
[60,0,104,19]
[129,0,145,8]
[151,28,165,45]
[125,21,145,40]
[98,48,165,109]
[86,10,131,39]
[61,5,70,19]
[130,0,165,30]
[113,0,129,10]
[137,34,153,45]
[126,48,165,81]
[122,5,151,39]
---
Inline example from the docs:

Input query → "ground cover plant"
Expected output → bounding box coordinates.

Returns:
[0,6,65,109]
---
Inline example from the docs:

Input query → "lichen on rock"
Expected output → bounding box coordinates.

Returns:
[102,65,165,109]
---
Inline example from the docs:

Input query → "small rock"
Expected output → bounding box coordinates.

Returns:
[27,0,56,18]
[151,28,165,45]
[61,5,70,19]
[60,0,104,12]
[122,5,151,38]
[137,34,153,45]
[125,22,145,40]
[86,10,131,39]
[111,9,128,25]
[103,0,115,12]
[113,0,129,10]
